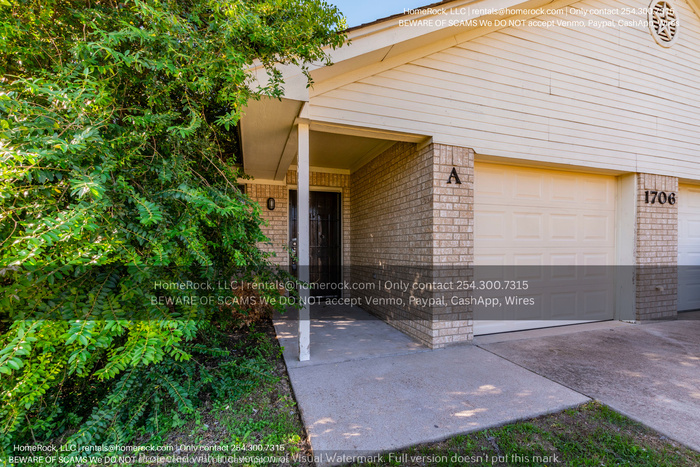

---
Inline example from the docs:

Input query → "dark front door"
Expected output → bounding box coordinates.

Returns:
[289,190,342,297]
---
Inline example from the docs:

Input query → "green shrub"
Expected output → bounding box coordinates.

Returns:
[0,0,345,458]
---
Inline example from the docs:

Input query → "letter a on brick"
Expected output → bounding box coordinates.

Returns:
[447,167,462,184]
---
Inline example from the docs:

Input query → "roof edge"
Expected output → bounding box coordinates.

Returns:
[343,0,459,33]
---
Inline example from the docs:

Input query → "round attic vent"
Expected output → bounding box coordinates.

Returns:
[648,0,680,47]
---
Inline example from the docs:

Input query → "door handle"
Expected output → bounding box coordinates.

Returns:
[290,238,298,270]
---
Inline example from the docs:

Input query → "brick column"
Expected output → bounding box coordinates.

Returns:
[347,142,476,348]
[635,173,679,321]
[430,144,475,347]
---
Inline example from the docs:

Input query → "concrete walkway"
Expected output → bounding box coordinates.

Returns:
[273,307,700,461]
[273,305,428,369]
[273,306,590,460]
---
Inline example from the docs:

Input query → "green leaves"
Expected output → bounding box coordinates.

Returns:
[167,113,202,139]
[132,196,163,226]
[69,173,106,199]
[0,0,342,457]
[0,321,40,375]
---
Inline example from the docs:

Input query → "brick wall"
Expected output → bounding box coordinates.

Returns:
[246,184,289,266]
[349,143,434,265]
[349,142,475,347]
[635,173,679,320]
[349,142,434,344]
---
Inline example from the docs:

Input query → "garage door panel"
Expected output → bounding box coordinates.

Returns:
[478,213,614,249]
[681,253,700,265]
[678,185,700,311]
[476,250,614,266]
[551,174,578,200]
[513,254,544,265]
[582,178,613,204]
[550,215,577,240]
[475,211,506,240]
[582,253,611,265]
[583,291,609,317]
[549,264,576,278]
[520,299,545,319]
[551,293,576,317]
[686,221,700,242]
[513,213,543,240]
[476,165,615,211]
[581,264,610,278]
[515,172,544,199]
[474,253,507,264]
[512,266,545,280]
[583,215,611,241]
[683,187,700,208]
[679,279,700,311]
[474,163,616,335]
[476,166,507,196]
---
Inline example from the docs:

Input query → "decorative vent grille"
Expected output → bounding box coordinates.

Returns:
[648,0,679,47]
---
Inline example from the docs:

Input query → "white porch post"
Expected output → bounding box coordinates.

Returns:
[297,122,311,361]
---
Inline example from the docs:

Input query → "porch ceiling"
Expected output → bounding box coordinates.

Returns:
[239,97,303,180]
[290,132,396,173]
[240,97,428,181]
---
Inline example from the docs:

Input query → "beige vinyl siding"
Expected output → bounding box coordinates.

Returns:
[309,0,700,179]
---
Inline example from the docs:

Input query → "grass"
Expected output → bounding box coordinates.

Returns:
[347,402,700,466]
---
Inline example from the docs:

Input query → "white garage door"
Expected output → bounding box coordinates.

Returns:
[678,185,700,312]
[474,163,616,335]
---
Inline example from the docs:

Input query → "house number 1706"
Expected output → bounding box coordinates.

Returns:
[645,191,676,205]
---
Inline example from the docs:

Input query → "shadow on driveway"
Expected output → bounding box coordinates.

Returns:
[480,313,700,452]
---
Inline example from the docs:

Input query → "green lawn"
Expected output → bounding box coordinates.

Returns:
[347,403,700,467]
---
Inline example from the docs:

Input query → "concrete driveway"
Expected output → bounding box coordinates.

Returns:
[480,313,700,452]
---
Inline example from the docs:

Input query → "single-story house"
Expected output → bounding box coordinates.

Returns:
[238,0,700,360]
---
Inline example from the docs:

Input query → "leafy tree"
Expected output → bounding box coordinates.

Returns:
[0,0,345,456]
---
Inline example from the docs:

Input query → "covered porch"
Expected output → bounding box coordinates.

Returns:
[272,305,428,368]
[240,97,466,361]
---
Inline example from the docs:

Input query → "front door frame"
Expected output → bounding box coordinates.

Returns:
[288,185,344,296]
